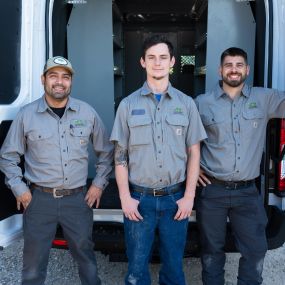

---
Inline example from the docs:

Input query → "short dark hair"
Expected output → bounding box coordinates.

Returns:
[220,47,248,65]
[142,34,174,59]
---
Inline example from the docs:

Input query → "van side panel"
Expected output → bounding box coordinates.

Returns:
[206,0,256,90]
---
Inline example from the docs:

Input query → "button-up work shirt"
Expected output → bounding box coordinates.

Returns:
[195,82,285,181]
[111,82,207,188]
[0,96,113,197]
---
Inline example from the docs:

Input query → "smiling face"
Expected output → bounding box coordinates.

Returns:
[41,67,72,106]
[140,43,175,81]
[219,55,250,88]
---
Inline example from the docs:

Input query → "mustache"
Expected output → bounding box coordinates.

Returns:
[52,84,65,88]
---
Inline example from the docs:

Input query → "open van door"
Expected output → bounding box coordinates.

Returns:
[0,0,24,247]
[0,0,46,247]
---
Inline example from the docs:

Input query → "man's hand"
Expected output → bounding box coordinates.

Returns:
[197,168,211,187]
[174,195,194,221]
[121,195,143,222]
[16,191,32,210]
[85,184,103,208]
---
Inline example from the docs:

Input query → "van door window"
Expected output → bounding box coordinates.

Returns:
[0,1,21,104]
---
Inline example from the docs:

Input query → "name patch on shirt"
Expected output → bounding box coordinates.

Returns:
[131,109,146,115]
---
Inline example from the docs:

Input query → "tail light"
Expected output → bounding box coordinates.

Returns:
[52,239,68,247]
[278,119,285,191]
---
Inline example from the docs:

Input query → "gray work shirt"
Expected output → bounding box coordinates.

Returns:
[0,96,113,197]
[110,82,207,188]
[195,82,285,181]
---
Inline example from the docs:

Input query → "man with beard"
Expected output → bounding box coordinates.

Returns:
[195,47,285,285]
[0,56,113,285]
[111,34,206,285]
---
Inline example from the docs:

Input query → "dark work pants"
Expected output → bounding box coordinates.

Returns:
[196,183,268,285]
[22,189,101,285]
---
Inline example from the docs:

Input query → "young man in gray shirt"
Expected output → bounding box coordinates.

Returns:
[111,35,206,285]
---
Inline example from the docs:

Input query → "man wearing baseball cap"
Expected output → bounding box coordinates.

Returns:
[0,56,113,285]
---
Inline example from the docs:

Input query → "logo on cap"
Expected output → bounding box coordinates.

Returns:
[54,57,68,65]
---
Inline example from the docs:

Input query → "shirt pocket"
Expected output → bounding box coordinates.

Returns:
[128,116,152,146]
[200,113,226,144]
[27,130,54,159]
[165,114,189,146]
[241,109,265,139]
[69,127,91,158]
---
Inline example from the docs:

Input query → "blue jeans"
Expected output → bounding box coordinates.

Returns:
[196,183,268,285]
[124,189,188,285]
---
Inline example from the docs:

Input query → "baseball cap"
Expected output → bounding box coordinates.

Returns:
[43,56,74,75]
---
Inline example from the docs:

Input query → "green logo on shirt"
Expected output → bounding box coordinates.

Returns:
[71,119,86,127]
[174,107,183,114]
[248,102,257,109]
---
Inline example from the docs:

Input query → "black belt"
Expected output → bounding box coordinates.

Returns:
[130,182,184,197]
[30,184,84,198]
[210,178,255,189]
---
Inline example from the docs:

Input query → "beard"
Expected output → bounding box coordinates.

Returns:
[45,84,71,101]
[222,72,247,87]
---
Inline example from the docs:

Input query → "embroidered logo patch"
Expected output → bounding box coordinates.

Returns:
[131,109,146,115]
[248,102,257,109]
[174,107,183,114]
[70,119,86,128]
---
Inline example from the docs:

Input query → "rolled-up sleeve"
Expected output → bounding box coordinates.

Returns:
[0,110,29,197]
[267,89,285,118]
[91,111,114,190]
[185,100,207,146]
[110,100,130,148]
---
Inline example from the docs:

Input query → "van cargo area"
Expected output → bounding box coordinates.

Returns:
[0,0,284,261]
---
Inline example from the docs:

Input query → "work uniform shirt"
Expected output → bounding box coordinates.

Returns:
[111,82,207,188]
[0,96,113,197]
[195,82,285,181]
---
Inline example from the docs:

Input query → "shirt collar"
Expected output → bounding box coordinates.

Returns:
[37,95,79,113]
[215,81,250,98]
[140,81,174,98]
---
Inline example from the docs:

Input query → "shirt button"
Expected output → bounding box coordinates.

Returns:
[157,122,160,124]
[238,143,240,146]
[159,165,162,168]
[157,108,160,111]
[158,150,161,154]
[61,135,64,138]
[238,157,240,159]
[160,179,162,182]
[236,170,240,173]
[65,178,68,180]
[158,136,160,139]
[63,149,66,152]
[65,164,67,167]
[60,121,62,125]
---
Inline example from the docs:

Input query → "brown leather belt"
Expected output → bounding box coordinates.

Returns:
[210,178,255,190]
[130,182,184,197]
[30,184,84,198]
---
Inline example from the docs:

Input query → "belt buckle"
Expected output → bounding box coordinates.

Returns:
[53,188,64,198]
[153,188,164,197]
[226,182,238,190]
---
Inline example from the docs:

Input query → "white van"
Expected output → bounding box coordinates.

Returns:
[0,0,284,260]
